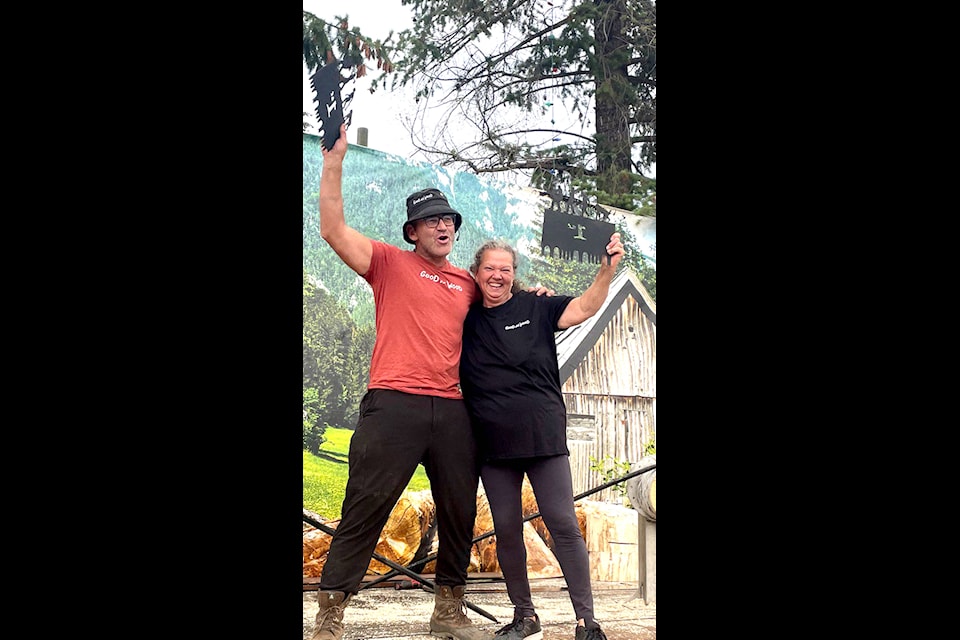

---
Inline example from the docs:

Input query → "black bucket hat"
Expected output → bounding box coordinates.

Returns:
[402,188,463,244]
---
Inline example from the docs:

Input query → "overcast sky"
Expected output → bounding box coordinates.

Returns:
[300,2,586,162]
[302,3,420,158]
[302,3,655,180]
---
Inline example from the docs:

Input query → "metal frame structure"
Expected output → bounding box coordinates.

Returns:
[302,462,657,621]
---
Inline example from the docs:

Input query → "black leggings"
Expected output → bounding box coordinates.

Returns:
[319,389,479,594]
[481,454,594,622]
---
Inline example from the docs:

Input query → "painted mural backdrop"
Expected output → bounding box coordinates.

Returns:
[303,133,541,329]
[302,131,655,440]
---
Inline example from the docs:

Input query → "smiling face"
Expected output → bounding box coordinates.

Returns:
[474,248,516,308]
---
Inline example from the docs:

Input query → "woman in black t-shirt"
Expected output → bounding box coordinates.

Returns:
[460,234,624,640]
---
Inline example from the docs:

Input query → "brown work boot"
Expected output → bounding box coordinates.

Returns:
[310,591,352,640]
[429,585,493,640]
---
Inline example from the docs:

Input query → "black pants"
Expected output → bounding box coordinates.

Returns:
[481,454,595,622]
[319,389,479,594]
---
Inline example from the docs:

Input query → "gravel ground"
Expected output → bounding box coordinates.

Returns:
[302,579,655,639]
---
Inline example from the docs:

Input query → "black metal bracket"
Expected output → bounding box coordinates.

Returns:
[539,172,616,264]
[361,463,657,587]
[309,60,356,150]
[301,514,499,623]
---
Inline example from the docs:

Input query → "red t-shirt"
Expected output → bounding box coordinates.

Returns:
[363,240,481,398]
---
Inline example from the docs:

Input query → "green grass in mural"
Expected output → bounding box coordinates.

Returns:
[303,426,432,519]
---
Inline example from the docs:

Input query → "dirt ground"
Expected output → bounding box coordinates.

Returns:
[302,578,655,639]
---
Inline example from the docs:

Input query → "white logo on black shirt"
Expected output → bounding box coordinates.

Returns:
[504,320,530,331]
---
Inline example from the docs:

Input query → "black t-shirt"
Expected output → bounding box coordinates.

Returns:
[460,290,574,462]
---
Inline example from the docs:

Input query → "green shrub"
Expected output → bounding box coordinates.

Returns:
[589,454,632,499]
[302,387,326,454]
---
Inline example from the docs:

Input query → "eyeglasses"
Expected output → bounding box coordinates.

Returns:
[421,214,456,228]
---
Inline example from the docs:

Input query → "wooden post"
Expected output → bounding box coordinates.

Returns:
[638,517,656,604]
[625,457,655,604]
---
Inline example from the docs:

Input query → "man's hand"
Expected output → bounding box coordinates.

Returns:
[526,285,555,297]
[321,123,349,167]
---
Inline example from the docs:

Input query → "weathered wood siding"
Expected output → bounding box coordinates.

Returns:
[564,290,656,503]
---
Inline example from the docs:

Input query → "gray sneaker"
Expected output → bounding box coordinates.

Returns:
[494,614,542,640]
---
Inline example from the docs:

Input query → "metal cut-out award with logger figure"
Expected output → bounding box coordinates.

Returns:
[540,173,617,264]
[310,58,357,150]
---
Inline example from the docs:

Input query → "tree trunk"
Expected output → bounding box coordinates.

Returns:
[593,0,635,182]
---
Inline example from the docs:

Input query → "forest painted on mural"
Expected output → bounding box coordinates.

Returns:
[302,133,654,452]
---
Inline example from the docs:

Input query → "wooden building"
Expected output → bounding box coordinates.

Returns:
[558,268,657,503]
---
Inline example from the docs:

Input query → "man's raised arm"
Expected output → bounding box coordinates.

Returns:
[319,123,373,276]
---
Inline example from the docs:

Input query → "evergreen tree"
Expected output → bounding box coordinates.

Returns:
[303,269,370,451]
[303,2,656,209]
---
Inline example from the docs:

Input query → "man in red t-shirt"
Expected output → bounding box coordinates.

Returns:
[310,123,490,640]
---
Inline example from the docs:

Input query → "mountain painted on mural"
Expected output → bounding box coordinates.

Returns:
[626,214,656,263]
[302,132,655,327]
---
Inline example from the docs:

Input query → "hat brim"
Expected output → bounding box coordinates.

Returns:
[402,204,462,244]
